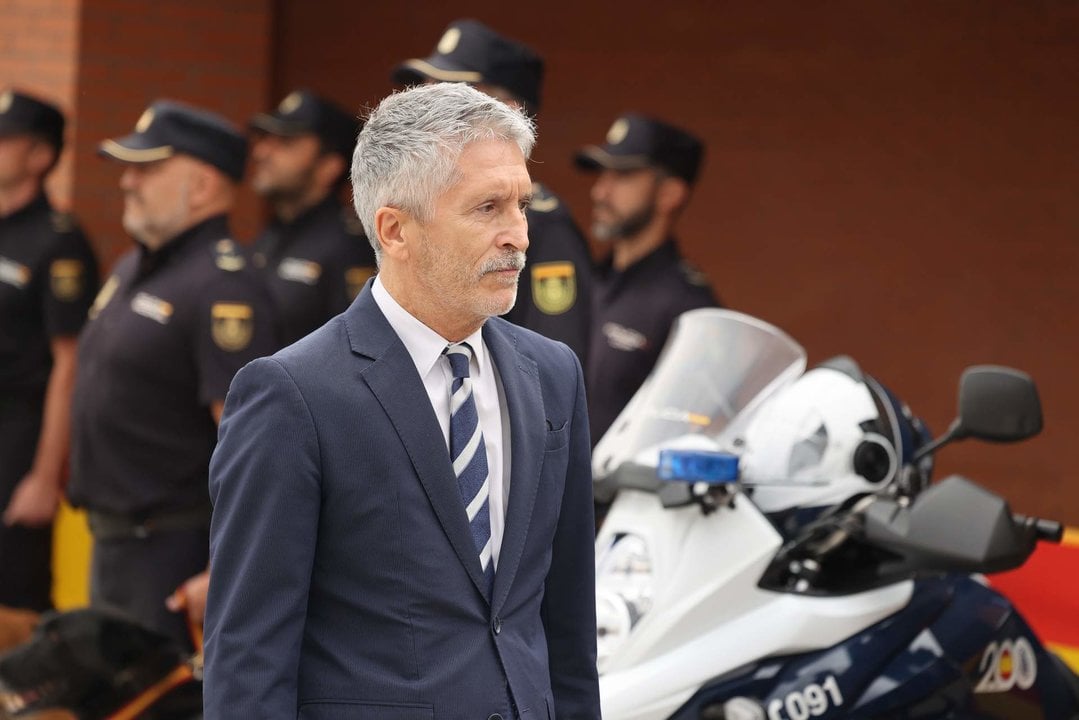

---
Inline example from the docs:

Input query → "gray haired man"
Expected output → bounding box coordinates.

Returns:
[204,83,600,720]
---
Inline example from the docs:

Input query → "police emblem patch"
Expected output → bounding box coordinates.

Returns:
[135,107,155,133]
[345,266,375,300]
[532,262,576,315]
[438,27,462,54]
[279,92,303,114]
[211,303,254,352]
[50,259,84,301]
[607,118,629,145]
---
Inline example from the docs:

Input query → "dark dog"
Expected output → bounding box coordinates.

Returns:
[0,608,201,720]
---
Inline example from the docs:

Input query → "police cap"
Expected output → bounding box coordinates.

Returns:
[575,113,704,185]
[249,89,360,160]
[98,99,247,181]
[391,19,544,114]
[0,88,65,152]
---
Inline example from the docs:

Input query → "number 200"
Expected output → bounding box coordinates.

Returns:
[768,675,844,720]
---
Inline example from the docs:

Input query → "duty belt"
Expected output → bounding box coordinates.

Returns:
[87,506,211,541]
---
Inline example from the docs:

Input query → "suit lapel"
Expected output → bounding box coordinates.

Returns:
[484,321,545,613]
[346,285,492,601]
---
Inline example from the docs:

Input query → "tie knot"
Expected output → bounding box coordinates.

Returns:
[445,342,473,379]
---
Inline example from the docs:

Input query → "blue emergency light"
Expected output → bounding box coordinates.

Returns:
[657,449,740,484]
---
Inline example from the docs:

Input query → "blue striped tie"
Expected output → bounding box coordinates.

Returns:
[445,342,493,597]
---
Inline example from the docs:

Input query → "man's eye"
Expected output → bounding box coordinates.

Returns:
[519,200,532,213]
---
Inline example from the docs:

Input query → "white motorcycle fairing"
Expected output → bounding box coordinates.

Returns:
[596,489,914,720]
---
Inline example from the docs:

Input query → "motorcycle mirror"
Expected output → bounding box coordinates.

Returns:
[953,365,1042,442]
[912,365,1042,463]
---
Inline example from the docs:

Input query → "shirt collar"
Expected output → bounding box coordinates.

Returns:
[371,275,488,380]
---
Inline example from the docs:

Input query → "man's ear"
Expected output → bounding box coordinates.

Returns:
[187,161,219,209]
[374,206,415,261]
[656,175,690,215]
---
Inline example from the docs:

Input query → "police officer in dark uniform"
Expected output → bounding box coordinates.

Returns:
[68,100,277,646]
[249,89,375,347]
[392,19,593,364]
[0,89,98,611]
[575,113,719,447]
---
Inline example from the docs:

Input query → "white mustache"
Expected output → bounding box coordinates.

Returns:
[479,252,526,275]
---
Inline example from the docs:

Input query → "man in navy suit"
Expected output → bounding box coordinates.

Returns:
[203,83,600,719]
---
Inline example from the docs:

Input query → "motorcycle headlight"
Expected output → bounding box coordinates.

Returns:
[595,533,654,672]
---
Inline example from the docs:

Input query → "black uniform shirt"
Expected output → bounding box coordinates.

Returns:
[502,182,593,365]
[68,214,278,516]
[252,196,376,348]
[587,239,718,446]
[0,193,98,398]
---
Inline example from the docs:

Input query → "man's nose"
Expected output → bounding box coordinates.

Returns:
[591,173,613,204]
[500,209,529,252]
[119,166,139,191]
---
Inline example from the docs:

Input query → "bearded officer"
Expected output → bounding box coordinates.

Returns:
[393,19,593,365]
[249,89,375,346]
[68,100,277,647]
[575,113,719,447]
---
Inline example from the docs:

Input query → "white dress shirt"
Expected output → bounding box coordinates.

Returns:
[371,276,508,569]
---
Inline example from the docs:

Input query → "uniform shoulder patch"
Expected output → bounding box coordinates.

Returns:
[341,208,366,237]
[532,261,576,315]
[214,239,245,271]
[50,259,86,301]
[50,210,78,234]
[679,261,710,288]
[528,182,560,213]
[211,302,254,351]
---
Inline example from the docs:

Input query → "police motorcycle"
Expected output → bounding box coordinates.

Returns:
[592,308,1079,720]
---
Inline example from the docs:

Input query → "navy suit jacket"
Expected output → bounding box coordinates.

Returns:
[203,283,600,720]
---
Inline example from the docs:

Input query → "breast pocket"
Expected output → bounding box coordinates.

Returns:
[298,700,434,720]
[544,418,569,452]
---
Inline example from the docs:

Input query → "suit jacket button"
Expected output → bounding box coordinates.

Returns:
[491,616,502,635]
[488,715,504,720]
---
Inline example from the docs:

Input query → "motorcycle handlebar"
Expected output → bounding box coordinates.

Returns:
[1013,514,1064,543]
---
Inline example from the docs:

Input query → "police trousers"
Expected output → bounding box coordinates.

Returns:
[90,522,208,651]
[0,393,52,612]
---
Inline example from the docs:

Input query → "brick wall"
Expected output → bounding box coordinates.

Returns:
[0,0,82,206]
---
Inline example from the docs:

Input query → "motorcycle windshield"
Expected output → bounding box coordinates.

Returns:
[593,308,806,491]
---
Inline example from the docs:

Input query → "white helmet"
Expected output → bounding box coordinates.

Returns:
[739,357,926,517]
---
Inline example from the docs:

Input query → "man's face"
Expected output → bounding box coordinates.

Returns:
[411,138,531,325]
[589,167,662,241]
[249,132,323,201]
[0,134,43,189]
[119,156,193,249]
